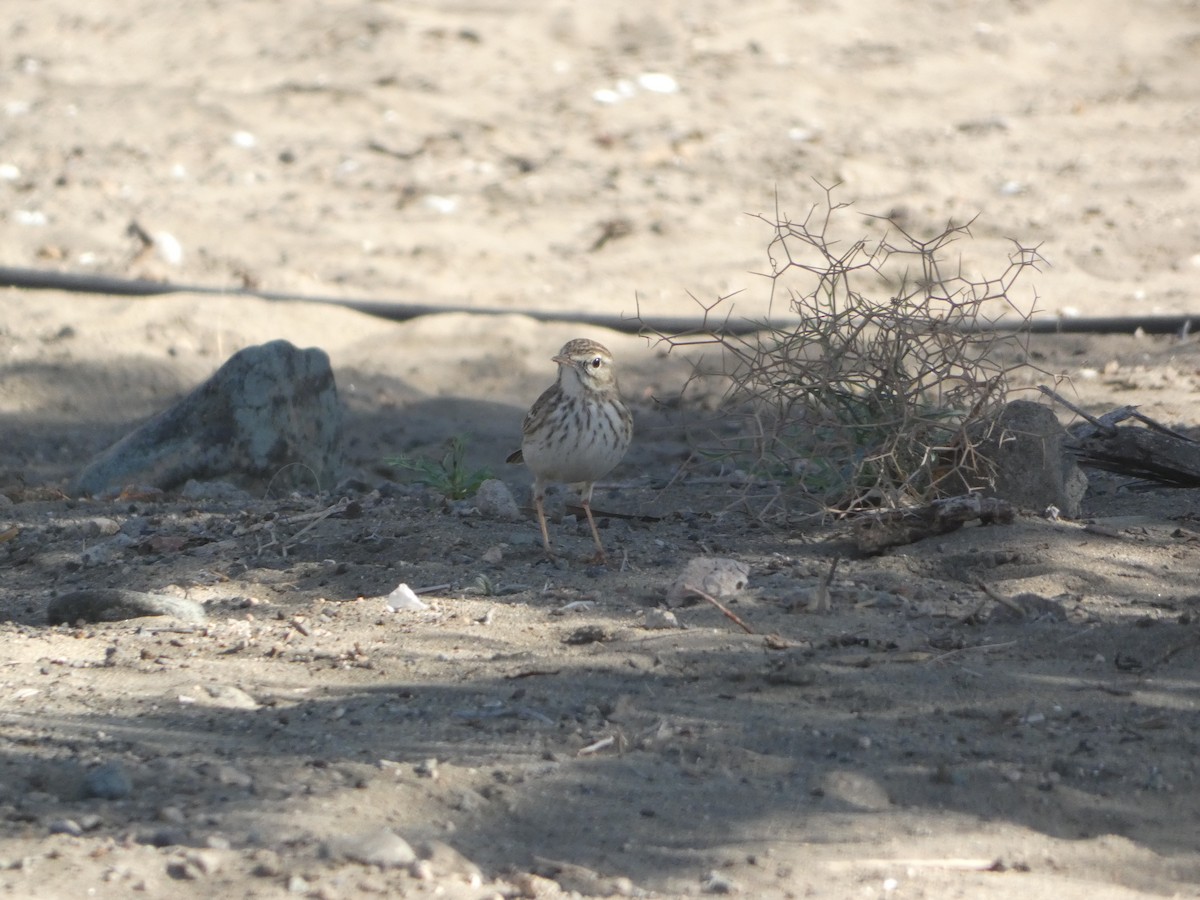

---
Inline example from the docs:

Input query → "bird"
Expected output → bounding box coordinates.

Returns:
[507,338,633,564]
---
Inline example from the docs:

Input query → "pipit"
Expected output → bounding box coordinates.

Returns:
[507,338,633,563]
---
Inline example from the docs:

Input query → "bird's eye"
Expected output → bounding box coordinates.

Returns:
[591,357,603,368]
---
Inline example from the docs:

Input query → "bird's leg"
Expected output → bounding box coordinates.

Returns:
[533,481,555,558]
[579,485,609,565]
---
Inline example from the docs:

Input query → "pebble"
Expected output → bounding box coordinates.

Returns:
[176,849,224,878]
[49,819,83,837]
[414,839,483,884]
[83,762,132,800]
[251,849,283,877]
[142,826,189,848]
[814,769,891,811]
[763,651,819,686]
[637,71,679,93]
[325,827,416,867]
[409,859,436,881]
[80,534,136,567]
[474,479,521,521]
[643,609,680,630]
[200,684,261,711]
[667,557,750,607]
[213,764,254,788]
[701,870,741,894]
[153,230,184,266]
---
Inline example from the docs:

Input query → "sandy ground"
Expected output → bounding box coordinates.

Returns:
[3,1,1200,898]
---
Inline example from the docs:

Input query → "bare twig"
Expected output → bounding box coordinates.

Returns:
[926,640,1017,664]
[1150,633,1200,669]
[807,556,840,612]
[684,584,755,634]
[1040,385,1196,441]
[577,735,617,756]
[976,581,1028,617]
[1036,385,1114,432]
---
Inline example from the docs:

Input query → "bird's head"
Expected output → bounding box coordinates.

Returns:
[554,339,619,394]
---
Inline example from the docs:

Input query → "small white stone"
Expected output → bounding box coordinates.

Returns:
[637,72,679,94]
[423,194,459,214]
[154,231,184,266]
[384,583,428,611]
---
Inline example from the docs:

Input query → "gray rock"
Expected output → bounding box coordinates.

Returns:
[182,849,225,877]
[667,557,750,607]
[474,478,521,521]
[324,827,416,868]
[413,840,482,884]
[74,340,341,497]
[975,400,1088,518]
[643,609,680,630]
[83,762,132,800]
[199,684,260,711]
[79,533,136,567]
[142,827,189,848]
[701,870,742,894]
[813,768,892,811]
[47,589,205,625]
[48,819,84,836]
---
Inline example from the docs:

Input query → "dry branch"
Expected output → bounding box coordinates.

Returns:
[1039,386,1200,488]
[854,494,1014,553]
[685,584,756,634]
[641,184,1042,519]
[1070,427,1200,487]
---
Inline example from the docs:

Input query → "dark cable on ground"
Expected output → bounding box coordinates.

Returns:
[0,266,1194,336]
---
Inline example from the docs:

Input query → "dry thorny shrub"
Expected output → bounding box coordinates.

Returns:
[648,186,1044,520]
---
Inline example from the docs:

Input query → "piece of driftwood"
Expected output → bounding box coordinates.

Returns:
[1069,427,1200,487]
[1039,386,1200,487]
[854,495,1014,553]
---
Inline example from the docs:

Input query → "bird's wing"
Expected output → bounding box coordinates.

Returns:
[520,384,561,439]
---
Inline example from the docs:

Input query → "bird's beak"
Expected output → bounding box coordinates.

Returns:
[552,354,571,367]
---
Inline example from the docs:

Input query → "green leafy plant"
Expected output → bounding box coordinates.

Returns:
[387,436,492,500]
